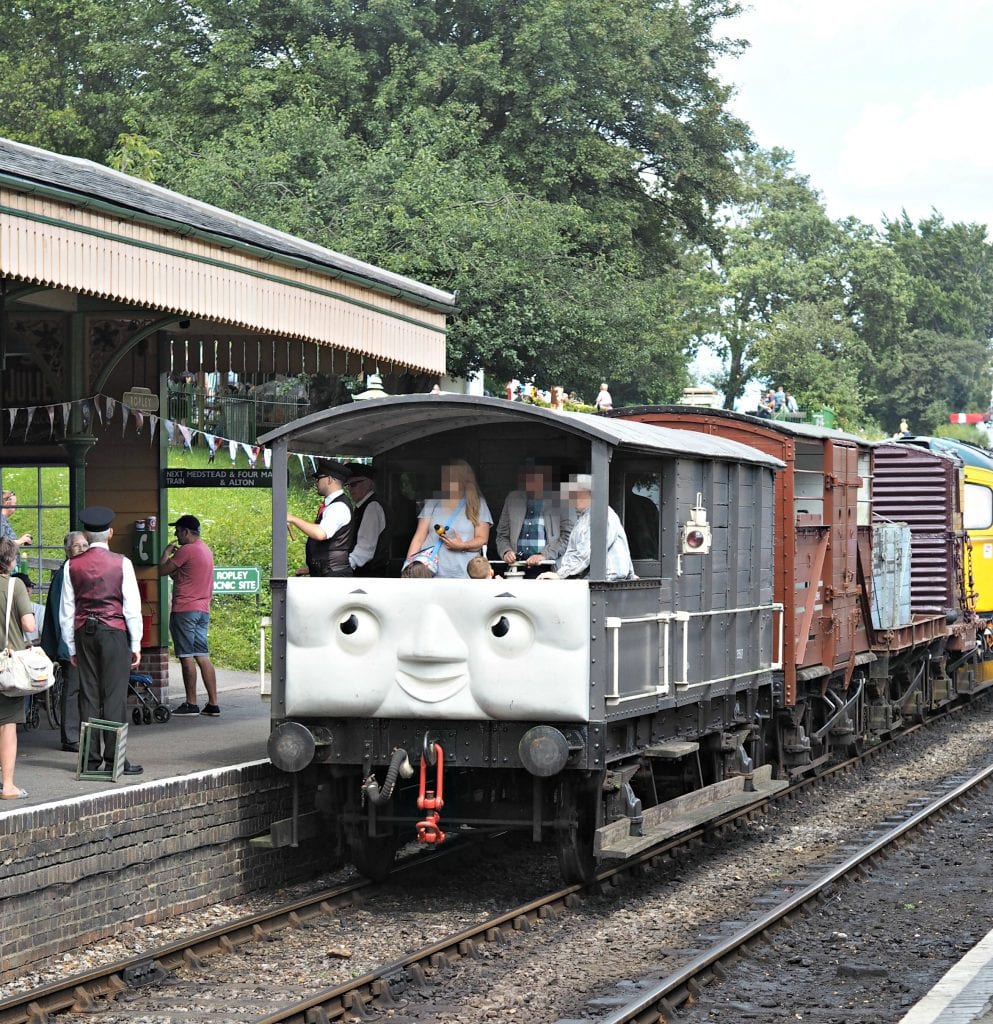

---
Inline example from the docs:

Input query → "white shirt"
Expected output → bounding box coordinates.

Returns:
[317,491,352,539]
[557,506,635,581]
[349,492,387,570]
[58,542,143,656]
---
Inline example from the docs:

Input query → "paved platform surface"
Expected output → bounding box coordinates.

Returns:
[899,930,993,1023]
[2,662,271,811]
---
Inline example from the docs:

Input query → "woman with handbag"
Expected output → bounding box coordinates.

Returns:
[0,537,36,799]
[405,460,492,578]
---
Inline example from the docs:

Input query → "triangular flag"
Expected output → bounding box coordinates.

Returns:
[23,406,35,440]
[46,406,55,438]
[163,419,174,443]
[229,439,238,464]
[178,424,193,450]
[148,415,158,443]
[134,411,144,434]
[263,448,272,469]
[120,404,130,435]
[60,403,70,430]
[7,408,16,431]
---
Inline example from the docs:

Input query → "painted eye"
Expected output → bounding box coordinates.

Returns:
[334,608,380,653]
[487,609,534,657]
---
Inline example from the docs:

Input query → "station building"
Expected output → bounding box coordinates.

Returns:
[0,135,455,688]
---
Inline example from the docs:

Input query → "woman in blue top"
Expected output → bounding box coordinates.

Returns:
[406,460,492,578]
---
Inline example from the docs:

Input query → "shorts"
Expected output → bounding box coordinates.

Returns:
[169,611,211,659]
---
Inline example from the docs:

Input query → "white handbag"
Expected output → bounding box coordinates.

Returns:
[0,576,54,696]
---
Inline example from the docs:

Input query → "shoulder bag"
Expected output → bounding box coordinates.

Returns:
[402,499,466,575]
[0,576,55,696]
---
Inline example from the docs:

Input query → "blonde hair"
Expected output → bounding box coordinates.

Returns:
[466,555,492,579]
[443,459,483,526]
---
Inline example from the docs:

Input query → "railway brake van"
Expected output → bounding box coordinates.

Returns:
[260,396,785,882]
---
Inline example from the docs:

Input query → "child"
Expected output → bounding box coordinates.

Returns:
[466,555,494,579]
[401,560,434,578]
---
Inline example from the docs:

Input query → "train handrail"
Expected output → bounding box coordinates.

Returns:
[604,603,784,701]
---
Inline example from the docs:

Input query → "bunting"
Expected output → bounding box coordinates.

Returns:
[0,393,341,469]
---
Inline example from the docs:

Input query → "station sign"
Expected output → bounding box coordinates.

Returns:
[213,566,261,594]
[164,469,272,488]
[122,387,160,413]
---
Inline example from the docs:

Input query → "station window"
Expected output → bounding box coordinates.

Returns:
[964,482,993,531]
[0,466,71,600]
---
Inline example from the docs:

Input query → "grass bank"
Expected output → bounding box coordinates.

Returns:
[165,445,313,671]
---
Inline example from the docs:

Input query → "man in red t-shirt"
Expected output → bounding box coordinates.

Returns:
[158,514,219,716]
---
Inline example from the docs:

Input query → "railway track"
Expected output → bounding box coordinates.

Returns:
[584,759,993,1023]
[0,705,985,1024]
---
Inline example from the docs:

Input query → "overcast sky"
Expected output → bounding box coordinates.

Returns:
[719,0,993,232]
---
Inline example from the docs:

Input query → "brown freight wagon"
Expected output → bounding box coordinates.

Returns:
[612,408,873,730]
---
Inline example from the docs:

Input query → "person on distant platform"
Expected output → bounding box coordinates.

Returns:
[0,492,32,548]
[594,383,613,414]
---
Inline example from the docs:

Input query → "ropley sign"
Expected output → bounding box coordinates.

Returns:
[122,387,160,413]
[213,567,261,594]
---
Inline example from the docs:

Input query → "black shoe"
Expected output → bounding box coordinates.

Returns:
[62,742,79,753]
[107,761,144,775]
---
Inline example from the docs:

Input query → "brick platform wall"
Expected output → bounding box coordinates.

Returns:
[0,762,336,977]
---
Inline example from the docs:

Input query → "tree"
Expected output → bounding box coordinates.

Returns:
[0,0,751,395]
[867,213,993,433]
[751,301,869,428]
[691,148,856,410]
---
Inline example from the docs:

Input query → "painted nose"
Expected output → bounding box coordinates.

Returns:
[397,603,469,662]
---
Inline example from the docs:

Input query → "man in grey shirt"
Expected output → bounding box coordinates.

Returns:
[541,474,635,581]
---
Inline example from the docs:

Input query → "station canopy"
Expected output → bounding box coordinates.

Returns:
[0,136,455,378]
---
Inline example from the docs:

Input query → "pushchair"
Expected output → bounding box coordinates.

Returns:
[24,661,64,731]
[129,673,172,724]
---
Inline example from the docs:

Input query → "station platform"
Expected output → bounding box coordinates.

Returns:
[900,930,993,1023]
[2,660,272,810]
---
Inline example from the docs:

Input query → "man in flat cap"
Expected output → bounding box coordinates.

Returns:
[159,514,219,717]
[59,506,144,775]
[344,463,390,576]
[539,475,635,582]
[288,460,355,577]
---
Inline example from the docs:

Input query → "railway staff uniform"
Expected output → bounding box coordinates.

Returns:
[59,506,143,775]
[288,460,354,577]
[344,463,389,576]
[546,475,635,582]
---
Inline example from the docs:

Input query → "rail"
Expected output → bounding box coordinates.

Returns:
[604,602,783,701]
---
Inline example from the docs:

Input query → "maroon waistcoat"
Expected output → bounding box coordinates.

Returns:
[68,546,127,632]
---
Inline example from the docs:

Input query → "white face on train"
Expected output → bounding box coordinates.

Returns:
[284,579,592,721]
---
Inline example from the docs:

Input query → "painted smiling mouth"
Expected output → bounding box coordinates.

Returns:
[396,659,469,703]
